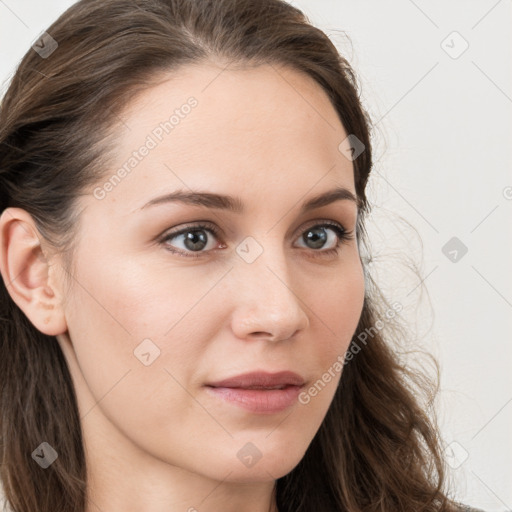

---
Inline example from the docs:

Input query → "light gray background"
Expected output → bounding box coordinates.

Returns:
[0,1,510,510]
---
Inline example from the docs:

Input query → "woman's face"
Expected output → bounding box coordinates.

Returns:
[56,62,365,485]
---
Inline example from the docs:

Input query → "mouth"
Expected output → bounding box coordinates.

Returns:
[206,370,305,389]
[230,384,289,390]
[204,371,305,414]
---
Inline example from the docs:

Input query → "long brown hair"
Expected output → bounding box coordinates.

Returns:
[0,1,457,510]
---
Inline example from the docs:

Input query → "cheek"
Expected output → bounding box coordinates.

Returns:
[62,255,222,464]
[290,257,365,412]
[62,252,220,410]
[312,257,365,361]
[67,249,221,341]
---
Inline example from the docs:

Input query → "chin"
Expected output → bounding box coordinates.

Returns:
[216,436,309,483]
[223,454,304,484]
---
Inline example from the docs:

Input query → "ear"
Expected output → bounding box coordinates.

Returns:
[0,207,68,336]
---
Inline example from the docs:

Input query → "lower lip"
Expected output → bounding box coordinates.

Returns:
[205,385,302,414]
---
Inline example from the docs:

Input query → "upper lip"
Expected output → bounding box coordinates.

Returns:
[206,371,305,389]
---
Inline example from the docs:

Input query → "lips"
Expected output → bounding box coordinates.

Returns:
[205,371,305,414]
[206,371,305,389]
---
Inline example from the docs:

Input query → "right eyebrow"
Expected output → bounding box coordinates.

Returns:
[139,190,244,213]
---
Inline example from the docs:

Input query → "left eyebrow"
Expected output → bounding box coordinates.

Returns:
[300,187,359,212]
[137,186,359,213]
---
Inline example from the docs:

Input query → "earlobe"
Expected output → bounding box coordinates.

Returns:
[0,207,68,336]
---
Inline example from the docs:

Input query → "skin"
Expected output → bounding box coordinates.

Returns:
[0,61,365,512]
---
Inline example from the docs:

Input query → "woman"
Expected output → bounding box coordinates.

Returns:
[0,0,484,511]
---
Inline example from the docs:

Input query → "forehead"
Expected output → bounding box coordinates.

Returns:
[93,61,355,213]
[124,60,343,127]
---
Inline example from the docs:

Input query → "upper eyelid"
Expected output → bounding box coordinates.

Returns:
[161,219,348,243]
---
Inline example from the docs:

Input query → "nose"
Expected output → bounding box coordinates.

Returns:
[229,242,310,343]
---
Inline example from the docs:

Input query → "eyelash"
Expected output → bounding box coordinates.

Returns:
[158,221,354,259]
